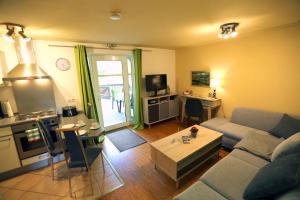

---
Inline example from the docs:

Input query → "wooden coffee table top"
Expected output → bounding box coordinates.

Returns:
[150,125,223,162]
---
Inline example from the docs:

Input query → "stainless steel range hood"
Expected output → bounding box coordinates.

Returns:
[2,37,50,81]
[2,63,50,81]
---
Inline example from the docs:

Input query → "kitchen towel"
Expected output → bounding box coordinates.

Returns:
[26,128,41,143]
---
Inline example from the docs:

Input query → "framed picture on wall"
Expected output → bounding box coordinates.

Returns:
[191,71,210,86]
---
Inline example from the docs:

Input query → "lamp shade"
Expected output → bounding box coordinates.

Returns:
[210,79,220,88]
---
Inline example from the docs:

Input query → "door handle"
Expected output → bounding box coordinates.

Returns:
[0,138,11,142]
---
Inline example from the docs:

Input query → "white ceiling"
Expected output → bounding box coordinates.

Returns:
[0,0,300,48]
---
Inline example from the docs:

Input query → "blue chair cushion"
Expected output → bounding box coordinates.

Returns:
[68,147,101,168]
[243,153,300,200]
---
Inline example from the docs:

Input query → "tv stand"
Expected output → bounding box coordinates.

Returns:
[143,94,179,128]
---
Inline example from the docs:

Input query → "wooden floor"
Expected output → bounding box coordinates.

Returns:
[0,119,229,200]
[102,119,229,200]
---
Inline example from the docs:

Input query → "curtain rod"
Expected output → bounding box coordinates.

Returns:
[48,44,152,52]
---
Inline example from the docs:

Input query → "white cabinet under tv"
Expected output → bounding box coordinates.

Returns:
[143,94,179,127]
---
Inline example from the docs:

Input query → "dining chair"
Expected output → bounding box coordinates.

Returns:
[37,119,64,180]
[184,98,204,127]
[56,127,105,197]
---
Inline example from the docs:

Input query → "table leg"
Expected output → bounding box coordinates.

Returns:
[181,99,186,123]
[207,107,212,119]
[176,181,180,188]
[117,100,121,113]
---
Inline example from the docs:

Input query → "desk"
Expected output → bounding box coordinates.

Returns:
[180,95,222,122]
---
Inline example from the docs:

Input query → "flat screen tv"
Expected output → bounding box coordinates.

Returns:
[145,74,167,96]
[191,71,210,86]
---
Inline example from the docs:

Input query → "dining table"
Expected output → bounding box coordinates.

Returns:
[59,113,104,143]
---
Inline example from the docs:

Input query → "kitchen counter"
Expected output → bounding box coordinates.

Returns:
[0,117,18,128]
[0,114,58,128]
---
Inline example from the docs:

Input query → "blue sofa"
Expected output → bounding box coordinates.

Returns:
[201,107,295,149]
[174,107,300,200]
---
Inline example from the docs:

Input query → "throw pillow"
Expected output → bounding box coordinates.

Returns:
[270,114,300,139]
[234,130,284,161]
[271,132,300,161]
[243,153,300,200]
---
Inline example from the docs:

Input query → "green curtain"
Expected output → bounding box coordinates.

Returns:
[74,45,99,122]
[132,49,144,129]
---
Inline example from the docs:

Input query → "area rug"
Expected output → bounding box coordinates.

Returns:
[106,129,146,152]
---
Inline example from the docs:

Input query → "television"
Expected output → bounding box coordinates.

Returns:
[145,74,167,96]
[191,71,210,86]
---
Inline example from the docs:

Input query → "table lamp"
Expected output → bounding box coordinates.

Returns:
[210,79,220,98]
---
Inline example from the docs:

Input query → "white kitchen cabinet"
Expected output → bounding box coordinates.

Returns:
[0,128,21,173]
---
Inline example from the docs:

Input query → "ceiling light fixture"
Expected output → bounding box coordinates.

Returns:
[18,27,31,42]
[1,23,31,43]
[218,22,239,39]
[110,11,121,21]
[2,25,15,43]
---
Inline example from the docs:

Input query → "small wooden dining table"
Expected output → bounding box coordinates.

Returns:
[59,113,104,141]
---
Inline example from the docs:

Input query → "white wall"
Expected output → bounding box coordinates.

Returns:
[176,24,300,117]
[142,49,176,95]
[0,41,18,112]
[0,39,176,114]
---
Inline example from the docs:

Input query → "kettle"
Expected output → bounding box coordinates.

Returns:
[62,106,78,117]
[0,101,4,118]
[3,100,14,117]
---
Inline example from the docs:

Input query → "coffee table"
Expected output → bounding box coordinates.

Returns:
[150,125,223,188]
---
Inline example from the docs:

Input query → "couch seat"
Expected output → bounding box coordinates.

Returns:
[199,153,265,200]
[217,122,258,141]
[174,181,227,200]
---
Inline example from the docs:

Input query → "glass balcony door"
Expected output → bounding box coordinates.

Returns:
[90,54,133,131]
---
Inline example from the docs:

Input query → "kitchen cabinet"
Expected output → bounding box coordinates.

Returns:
[0,127,21,173]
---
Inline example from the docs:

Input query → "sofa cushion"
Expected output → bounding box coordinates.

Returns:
[200,155,260,200]
[275,186,300,200]
[200,117,229,130]
[221,136,240,149]
[243,153,300,200]
[231,107,283,132]
[271,132,300,161]
[173,181,227,200]
[234,131,284,161]
[217,122,258,141]
[270,114,300,139]
[230,149,269,168]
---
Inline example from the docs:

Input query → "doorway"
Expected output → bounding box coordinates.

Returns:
[91,55,134,131]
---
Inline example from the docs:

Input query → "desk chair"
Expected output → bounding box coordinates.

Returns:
[37,119,63,180]
[184,98,204,127]
[56,127,105,197]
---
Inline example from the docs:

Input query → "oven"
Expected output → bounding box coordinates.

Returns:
[12,116,59,164]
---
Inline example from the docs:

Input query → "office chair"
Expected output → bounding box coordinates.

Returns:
[184,98,204,127]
